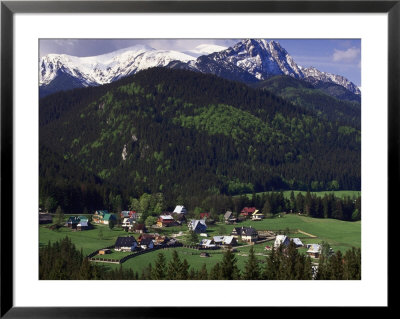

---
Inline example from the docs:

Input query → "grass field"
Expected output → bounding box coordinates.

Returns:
[39,213,360,275]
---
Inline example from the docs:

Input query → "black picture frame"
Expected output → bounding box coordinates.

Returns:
[1,0,394,317]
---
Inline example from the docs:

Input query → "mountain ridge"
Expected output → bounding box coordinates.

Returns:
[39,39,360,97]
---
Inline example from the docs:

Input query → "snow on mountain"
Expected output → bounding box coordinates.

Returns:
[300,66,361,95]
[183,44,228,57]
[40,39,360,97]
[40,45,195,87]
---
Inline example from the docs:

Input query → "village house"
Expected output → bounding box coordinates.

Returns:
[115,236,138,252]
[139,237,154,250]
[131,223,147,234]
[200,239,216,249]
[77,219,89,231]
[291,238,304,248]
[138,233,156,242]
[200,212,210,220]
[120,210,138,220]
[188,219,207,233]
[122,217,135,231]
[221,236,237,248]
[102,213,117,225]
[66,216,80,229]
[157,215,177,227]
[274,235,290,248]
[240,207,257,219]
[307,244,321,258]
[251,209,264,221]
[92,210,108,224]
[173,212,187,225]
[39,213,53,224]
[173,205,187,214]
[231,226,258,242]
[224,211,237,224]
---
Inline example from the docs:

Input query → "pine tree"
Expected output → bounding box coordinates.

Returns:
[243,246,260,280]
[198,263,208,280]
[152,252,167,280]
[220,249,240,280]
[167,250,182,280]
[209,262,222,280]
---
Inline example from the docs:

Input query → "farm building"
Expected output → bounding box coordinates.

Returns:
[120,210,139,220]
[188,219,207,233]
[307,244,321,258]
[290,238,304,247]
[157,215,177,227]
[139,238,154,250]
[200,212,210,219]
[221,236,237,248]
[251,209,264,221]
[132,223,147,234]
[77,220,89,231]
[115,236,138,252]
[240,207,257,218]
[173,205,187,214]
[224,211,237,224]
[274,235,290,248]
[138,233,156,242]
[173,212,187,225]
[200,239,216,249]
[231,226,258,242]
[122,217,135,231]
[99,249,111,255]
[39,213,52,224]
[102,213,117,225]
[66,216,80,229]
[92,210,108,224]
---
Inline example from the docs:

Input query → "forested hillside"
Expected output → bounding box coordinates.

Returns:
[40,67,360,212]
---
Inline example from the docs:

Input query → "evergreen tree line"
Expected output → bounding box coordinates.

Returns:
[40,237,360,280]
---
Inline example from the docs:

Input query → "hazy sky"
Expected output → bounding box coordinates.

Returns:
[40,39,361,86]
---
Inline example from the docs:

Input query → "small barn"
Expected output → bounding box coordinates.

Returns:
[139,238,154,250]
[39,213,53,224]
[77,220,89,231]
[291,238,304,247]
[307,244,321,258]
[274,235,290,248]
[115,236,138,252]
[251,209,264,221]
[66,216,80,229]
[188,219,207,234]
[173,205,187,214]
[103,213,117,225]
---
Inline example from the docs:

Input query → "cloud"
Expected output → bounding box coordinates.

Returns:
[332,47,360,63]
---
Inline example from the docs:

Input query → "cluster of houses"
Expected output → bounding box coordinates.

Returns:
[271,235,327,259]
[111,233,176,252]
[65,216,91,231]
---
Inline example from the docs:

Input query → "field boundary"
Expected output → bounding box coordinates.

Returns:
[297,229,317,238]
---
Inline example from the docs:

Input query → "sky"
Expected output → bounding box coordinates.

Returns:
[39,39,361,86]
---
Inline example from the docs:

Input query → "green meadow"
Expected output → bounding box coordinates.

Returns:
[39,213,360,275]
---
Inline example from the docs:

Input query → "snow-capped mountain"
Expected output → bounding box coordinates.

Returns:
[40,44,195,88]
[39,39,360,97]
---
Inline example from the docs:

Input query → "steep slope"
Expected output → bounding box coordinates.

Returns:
[252,75,361,127]
[40,68,361,207]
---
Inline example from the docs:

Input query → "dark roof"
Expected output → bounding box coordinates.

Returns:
[67,216,79,223]
[243,227,258,236]
[232,226,258,236]
[140,238,153,246]
[115,236,137,247]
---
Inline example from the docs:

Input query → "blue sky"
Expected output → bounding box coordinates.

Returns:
[40,39,361,86]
